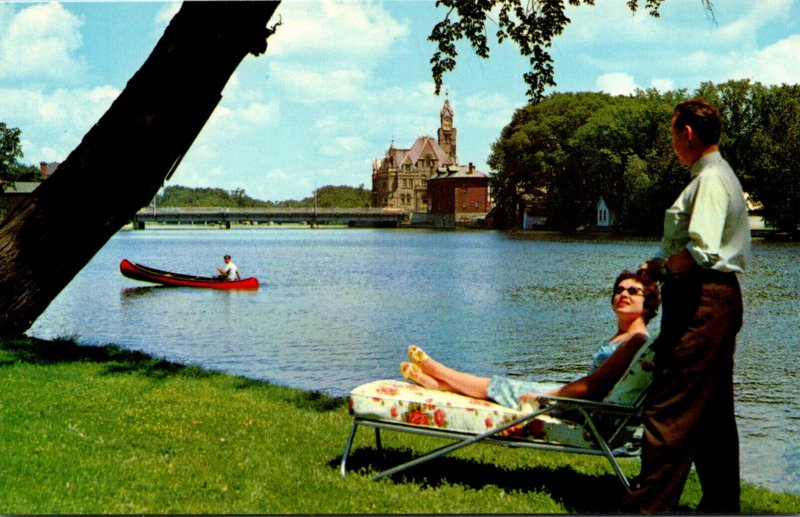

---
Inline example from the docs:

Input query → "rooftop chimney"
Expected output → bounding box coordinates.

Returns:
[468,162,474,174]
[40,161,48,180]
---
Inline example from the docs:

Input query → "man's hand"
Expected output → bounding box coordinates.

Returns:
[638,258,668,282]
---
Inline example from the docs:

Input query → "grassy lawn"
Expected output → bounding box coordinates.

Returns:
[1,337,798,514]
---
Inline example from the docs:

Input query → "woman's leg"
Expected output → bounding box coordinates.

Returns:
[418,355,491,399]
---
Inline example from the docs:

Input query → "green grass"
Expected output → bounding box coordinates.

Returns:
[1,337,798,514]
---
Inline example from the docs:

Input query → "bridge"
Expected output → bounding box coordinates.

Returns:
[131,207,406,229]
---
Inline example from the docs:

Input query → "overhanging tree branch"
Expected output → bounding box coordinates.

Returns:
[429,0,714,102]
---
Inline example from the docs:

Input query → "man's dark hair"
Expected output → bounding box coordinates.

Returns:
[673,98,723,145]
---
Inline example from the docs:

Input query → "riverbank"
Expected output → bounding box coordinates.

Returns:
[1,337,797,514]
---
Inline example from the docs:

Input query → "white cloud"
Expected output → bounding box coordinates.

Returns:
[730,34,800,85]
[462,91,517,129]
[321,136,367,157]
[0,85,120,161]
[651,78,675,92]
[596,73,638,96]
[555,1,800,93]
[155,2,180,26]
[0,3,87,82]
[268,62,370,103]
[238,101,282,127]
[270,0,408,62]
[254,168,313,201]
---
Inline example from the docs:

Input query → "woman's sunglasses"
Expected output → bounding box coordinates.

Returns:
[614,286,645,296]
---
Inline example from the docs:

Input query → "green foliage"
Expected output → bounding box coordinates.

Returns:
[310,184,371,208]
[0,122,40,187]
[738,84,800,232]
[428,1,712,101]
[489,81,800,234]
[156,185,274,207]
[156,184,371,209]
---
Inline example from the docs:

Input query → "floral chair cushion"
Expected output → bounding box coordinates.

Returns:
[349,380,595,448]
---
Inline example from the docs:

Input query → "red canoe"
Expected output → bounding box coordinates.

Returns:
[119,259,259,290]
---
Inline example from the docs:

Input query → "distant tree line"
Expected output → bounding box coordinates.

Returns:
[488,80,800,235]
[0,122,41,189]
[155,184,371,209]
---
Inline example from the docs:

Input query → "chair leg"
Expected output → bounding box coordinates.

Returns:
[579,409,631,492]
[368,405,556,480]
[375,428,384,458]
[340,422,359,478]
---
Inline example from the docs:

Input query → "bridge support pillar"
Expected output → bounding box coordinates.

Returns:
[134,220,145,230]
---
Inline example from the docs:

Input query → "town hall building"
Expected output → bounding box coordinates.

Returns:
[371,98,490,226]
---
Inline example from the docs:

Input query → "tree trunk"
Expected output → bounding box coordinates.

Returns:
[0,1,280,336]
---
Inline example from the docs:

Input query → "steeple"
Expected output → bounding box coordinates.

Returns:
[437,94,457,164]
[440,93,453,129]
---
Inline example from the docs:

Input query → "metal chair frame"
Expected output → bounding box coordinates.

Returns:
[340,394,643,492]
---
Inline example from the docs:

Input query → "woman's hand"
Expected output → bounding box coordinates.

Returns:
[519,391,543,404]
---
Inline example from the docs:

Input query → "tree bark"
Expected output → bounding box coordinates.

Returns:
[0,1,280,336]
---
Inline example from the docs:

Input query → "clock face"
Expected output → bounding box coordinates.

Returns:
[443,117,452,129]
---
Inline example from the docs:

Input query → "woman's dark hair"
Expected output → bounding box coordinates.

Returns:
[611,270,660,324]
[673,98,723,146]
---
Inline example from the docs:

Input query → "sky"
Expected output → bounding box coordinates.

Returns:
[1,0,800,202]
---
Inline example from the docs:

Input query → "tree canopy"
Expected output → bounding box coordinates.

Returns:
[429,0,713,101]
[0,123,40,188]
[488,80,800,234]
[156,184,371,209]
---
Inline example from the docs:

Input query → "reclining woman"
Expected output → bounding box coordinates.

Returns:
[400,270,660,410]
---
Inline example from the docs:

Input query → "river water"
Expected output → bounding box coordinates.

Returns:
[28,227,799,495]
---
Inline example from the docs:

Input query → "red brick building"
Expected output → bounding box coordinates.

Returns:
[427,162,491,227]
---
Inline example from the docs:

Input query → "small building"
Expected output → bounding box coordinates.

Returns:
[0,181,40,220]
[521,191,548,229]
[0,161,57,220]
[596,196,613,228]
[427,163,491,228]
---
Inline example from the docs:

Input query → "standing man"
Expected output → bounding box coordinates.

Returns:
[629,99,752,513]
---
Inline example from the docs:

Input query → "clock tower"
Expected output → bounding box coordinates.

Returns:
[437,97,457,164]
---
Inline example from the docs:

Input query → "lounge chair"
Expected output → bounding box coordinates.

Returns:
[339,339,655,491]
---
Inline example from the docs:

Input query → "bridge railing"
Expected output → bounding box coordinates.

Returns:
[131,206,407,228]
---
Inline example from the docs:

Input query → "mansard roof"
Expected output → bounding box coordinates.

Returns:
[384,145,408,166]
[398,136,453,166]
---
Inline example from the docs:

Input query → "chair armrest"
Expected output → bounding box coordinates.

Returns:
[535,395,641,416]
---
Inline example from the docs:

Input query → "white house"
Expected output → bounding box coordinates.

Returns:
[596,196,612,227]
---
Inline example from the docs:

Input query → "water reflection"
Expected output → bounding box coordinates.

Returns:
[121,285,171,297]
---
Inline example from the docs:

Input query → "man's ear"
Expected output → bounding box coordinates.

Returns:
[683,124,696,143]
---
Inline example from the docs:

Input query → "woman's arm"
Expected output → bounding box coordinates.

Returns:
[520,332,650,403]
